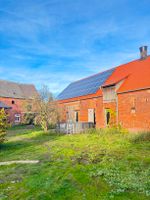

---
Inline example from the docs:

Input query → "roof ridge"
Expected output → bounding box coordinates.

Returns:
[0,79,34,86]
[112,55,150,70]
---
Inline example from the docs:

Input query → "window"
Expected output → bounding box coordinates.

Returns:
[15,114,21,123]
[103,86,116,102]
[74,111,79,122]
[12,100,15,104]
[131,107,136,114]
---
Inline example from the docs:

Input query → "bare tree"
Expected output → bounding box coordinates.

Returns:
[34,85,60,132]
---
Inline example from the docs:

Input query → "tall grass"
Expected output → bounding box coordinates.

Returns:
[85,126,128,135]
[130,131,150,143]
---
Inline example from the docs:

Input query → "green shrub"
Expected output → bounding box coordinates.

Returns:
[0,109,10,144]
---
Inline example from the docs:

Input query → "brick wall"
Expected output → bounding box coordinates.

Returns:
[58,96,106,128]
[118,89,150,131]
[0,97,26,124]
[58,89,150,131]
[58,90,119,129]
[95,97,105,128]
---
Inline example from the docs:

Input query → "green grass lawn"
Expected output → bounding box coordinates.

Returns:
[0,127,150,200]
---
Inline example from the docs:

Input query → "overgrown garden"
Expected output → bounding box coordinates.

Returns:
[0,126,149,200]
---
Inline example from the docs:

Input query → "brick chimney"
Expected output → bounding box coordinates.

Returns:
[139,46,148,59]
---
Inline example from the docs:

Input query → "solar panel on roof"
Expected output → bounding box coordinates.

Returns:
[57,68,115,100]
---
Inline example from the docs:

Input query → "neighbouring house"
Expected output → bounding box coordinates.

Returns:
[57,46,150,132]
[0,80,38,124]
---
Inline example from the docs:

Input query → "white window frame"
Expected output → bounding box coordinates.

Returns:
[15,114,21,123]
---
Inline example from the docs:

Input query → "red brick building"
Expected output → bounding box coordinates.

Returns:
[0,80,38,124]
[57,46,150,131]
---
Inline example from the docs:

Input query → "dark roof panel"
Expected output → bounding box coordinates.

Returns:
[57,68,115,100]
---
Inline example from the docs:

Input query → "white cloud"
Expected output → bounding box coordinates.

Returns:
[0,0,150,95]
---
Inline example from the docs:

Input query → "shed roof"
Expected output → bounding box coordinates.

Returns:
[0,80,38,99]
[57,68,115,100]
[0,101,11,109]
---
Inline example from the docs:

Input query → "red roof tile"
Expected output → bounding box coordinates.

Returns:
[103,56,150,93]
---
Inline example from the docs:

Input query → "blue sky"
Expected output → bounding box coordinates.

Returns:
[0,0,150,95]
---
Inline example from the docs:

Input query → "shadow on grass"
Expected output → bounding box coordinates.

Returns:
[7,124,41,131]
[6,127,42,137]
[0,130,65,154]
